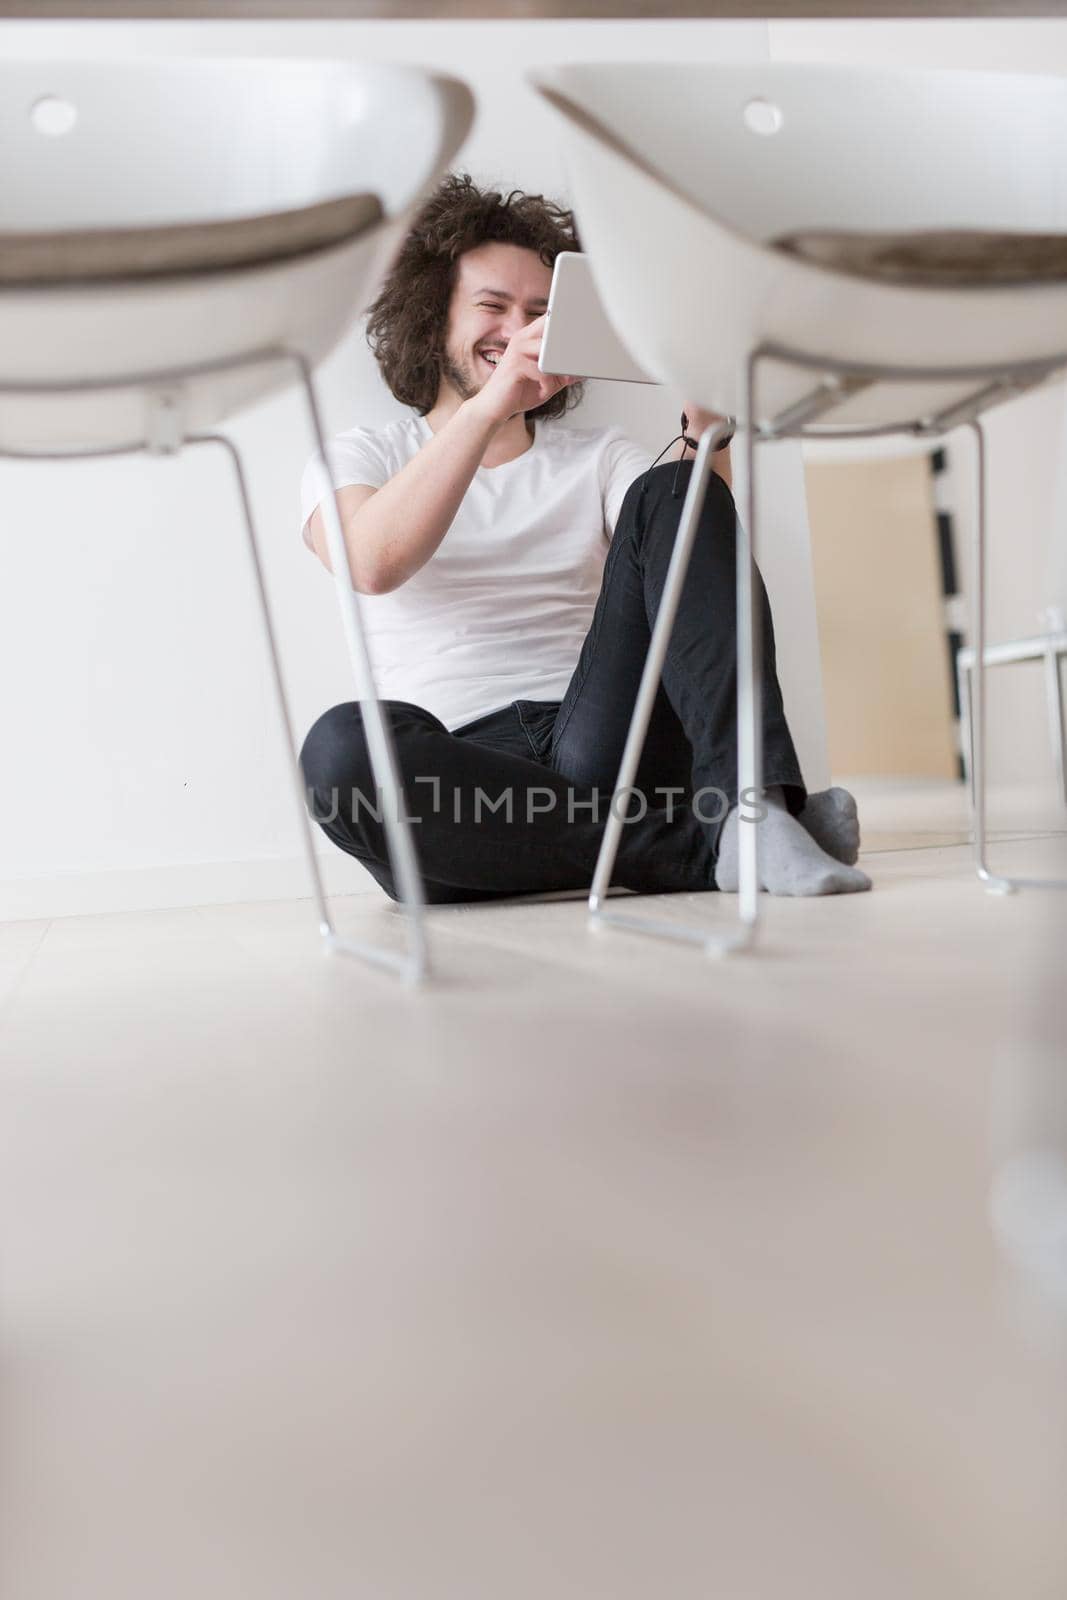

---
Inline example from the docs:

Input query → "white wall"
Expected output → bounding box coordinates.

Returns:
[769,18,1067,792]
[3,16,820,920]
[6,18,1064,919]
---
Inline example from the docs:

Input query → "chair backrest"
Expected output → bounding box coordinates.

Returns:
[0,57,473,230]
[532,62,1067,243]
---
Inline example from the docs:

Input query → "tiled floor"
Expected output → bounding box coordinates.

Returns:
[1,779,1065,1600]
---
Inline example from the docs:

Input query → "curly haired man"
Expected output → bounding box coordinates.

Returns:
[299,174,868,903]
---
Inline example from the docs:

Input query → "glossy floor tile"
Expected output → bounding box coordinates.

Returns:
[1,779,1065,1600]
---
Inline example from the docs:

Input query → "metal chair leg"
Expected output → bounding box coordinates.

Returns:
[965,421,1066,894]
[284,354,431,983]
[735,354,763,931]
[967,420,1014,894]
[586,418,754,956]
[184,432,338,938]
[1045,643,1067,807]
[189,423,429,984]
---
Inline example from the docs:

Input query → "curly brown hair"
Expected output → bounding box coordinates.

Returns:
[365,172,584,422]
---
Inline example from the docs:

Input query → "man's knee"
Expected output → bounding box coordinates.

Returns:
[299,699,449,821]
[300,701,370,800]
[636,461,736,545]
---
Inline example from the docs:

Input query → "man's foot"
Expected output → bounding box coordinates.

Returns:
[798,786,861,866]
[715,787,871,896]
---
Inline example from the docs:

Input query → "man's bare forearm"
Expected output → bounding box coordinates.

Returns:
[316,312,572,592]
[341,398,502,594]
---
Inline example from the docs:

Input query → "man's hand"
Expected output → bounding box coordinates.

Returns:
[467,314,576,429]
[682,402,734,488]
[683,404,733,444]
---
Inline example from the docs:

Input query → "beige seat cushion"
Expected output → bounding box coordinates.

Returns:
[0,192,383,286]
[773,227,1067,287]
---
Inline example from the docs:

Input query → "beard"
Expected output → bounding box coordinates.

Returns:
[440,349,483,404]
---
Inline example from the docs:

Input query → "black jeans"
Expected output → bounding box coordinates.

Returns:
[299,461,806,904]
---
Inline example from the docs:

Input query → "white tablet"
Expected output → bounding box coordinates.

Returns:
[538,251,657,385]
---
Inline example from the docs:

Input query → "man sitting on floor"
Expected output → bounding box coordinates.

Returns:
[299,173,868,904]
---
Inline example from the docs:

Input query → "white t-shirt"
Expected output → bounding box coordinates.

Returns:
[300,413,652,731]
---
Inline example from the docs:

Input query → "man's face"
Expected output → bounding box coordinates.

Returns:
[438,241,553,404]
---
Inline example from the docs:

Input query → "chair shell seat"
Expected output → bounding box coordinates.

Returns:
[531,63,1067,429]
[0,193,383,286]
[0,58,472,452]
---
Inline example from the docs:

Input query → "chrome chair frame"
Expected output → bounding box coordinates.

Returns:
[957,629,1067,811]
[0,344,430,985]
[589,343,1067,956]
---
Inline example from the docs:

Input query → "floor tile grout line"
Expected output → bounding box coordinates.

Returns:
[863,830,1067,857]
[190,902,356,1003]
[2,827,1062,949]
[0,918,54,1028]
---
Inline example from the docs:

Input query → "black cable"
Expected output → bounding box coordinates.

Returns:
[639,412,737,506]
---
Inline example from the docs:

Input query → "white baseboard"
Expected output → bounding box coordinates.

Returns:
[0,849,378,923]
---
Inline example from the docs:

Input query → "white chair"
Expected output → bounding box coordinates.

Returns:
[531,60,1067,953]
[0,57,474,984]
[957,608,1067,808]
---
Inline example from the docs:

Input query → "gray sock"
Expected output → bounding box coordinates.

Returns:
[715,786,872,896]
[798,786,861,866]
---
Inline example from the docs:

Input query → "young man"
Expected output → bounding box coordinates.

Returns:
[300,174,869,904]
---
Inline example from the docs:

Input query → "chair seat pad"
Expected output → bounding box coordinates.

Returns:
[0,192,383,286]
[773,227,1067,287]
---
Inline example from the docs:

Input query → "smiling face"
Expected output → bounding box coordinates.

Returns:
[437,240,553,405]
